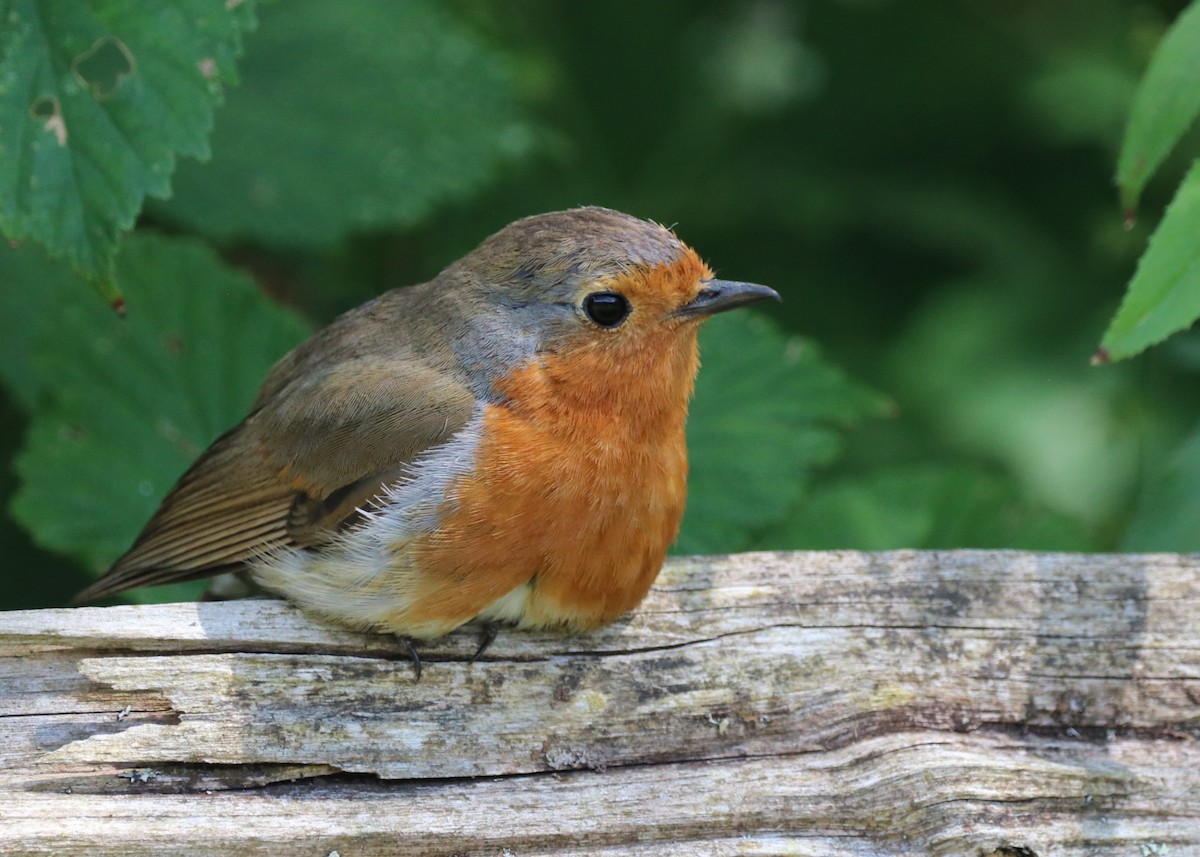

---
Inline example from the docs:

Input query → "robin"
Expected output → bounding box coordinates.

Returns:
[73,207,780,663]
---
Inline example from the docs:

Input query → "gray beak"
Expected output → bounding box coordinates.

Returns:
[676,279,781,318]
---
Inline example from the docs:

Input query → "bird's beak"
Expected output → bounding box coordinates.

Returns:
[675,280,781,318]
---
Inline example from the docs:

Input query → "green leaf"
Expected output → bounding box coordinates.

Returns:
[0,0,255,278]
[773,464,1089,551]
[677,311,887,554]
[0,242,69,410]
[0,392,94,608]
[1116,0,1200,212]
[7,233,309,596]
[1099,159,1200,361]
[1123,424,1200,551]
[156,0,531,245]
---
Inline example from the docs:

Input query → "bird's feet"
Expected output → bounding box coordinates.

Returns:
[396,623,497,679]
[400,637,423,681]
[471,623,499,662]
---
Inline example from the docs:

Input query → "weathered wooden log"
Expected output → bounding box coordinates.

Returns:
[1,550,1196,855]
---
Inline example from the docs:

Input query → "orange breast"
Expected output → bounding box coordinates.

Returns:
[407,310,703,630]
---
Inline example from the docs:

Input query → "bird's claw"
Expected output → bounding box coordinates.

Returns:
[400,637,423,681]
[471,623,499,662]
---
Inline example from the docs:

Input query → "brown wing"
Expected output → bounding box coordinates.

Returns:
[73,358,476,604]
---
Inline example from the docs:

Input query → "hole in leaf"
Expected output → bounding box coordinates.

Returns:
[71,36,136,100]
[29,96,67,146]
[30,96,57,119]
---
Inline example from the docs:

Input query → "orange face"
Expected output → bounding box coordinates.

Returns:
[514,246,714,419]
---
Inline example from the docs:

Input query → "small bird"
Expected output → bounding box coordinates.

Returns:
[74,207,779,654]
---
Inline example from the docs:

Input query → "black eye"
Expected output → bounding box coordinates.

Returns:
[583,291,630,328]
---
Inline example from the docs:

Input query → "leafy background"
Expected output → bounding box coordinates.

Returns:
[2,0,1199,608]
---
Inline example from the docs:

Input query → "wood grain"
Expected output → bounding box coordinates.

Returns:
[1,550,1197,855]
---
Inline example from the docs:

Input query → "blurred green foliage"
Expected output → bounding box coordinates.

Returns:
[155,0,531,245]
[2,0,1200,610]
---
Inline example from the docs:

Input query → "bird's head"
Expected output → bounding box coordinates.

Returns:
[444,207,779,388]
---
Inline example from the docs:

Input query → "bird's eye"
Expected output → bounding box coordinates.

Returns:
[582,291,630,328]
